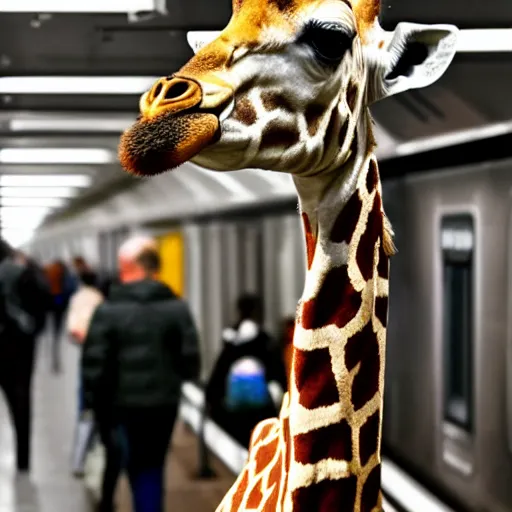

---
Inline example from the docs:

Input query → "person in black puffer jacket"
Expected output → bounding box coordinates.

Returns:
[81,235,200,512]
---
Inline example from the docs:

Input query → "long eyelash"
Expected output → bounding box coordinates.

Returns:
[305,19,355,39]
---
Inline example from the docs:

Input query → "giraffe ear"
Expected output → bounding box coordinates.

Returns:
[368,23,459,104]
[186,31,222,54]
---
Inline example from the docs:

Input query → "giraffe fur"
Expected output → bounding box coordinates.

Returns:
[118,0,459,509]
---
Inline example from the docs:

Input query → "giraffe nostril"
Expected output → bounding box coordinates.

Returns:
[164,81,190,100]
[152,82,163,99]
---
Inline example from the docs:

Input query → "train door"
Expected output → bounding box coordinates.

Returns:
[439,214,475,478]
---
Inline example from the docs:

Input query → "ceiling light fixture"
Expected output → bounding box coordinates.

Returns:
[9,117,135,133]
[395,121,512,157]
[0,197,65,208]
[0,186,80,198]
[0,148,114,165]
[457,29,512,53]
[1,229,38,249]
[0,0,165,13]
[0,174,92,187]
[0,76,158,95]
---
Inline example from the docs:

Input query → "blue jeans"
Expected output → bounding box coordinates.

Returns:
[99,406,178,512]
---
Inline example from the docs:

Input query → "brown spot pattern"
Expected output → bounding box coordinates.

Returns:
[232,469,249,510]
[359,411,380,467]
[302,213,316,269]
[246,478,263,509]
[281,417,291,505]
[265,478,281,510]
[375,296,388,328]
[346,81,359,113]
[349,131,358,157]
[232,96,257,126]
[260,123,300,150]
[338,118,350,147]
[324,107,339,145]
[356,194,383,281]
[377,243,389,279]
[292,476,358,512]
[361,464,381,512]
[305,104,325,136]
[330,191,362,244]
[268,454,282,486]
[261,91,294,113]
[294,420,353,465]
[255,437,279,474]
[301,266,362,330]
[345,322,380,411]
[366,160,379,194]
[252,422,274,446]
[294,347,340,410]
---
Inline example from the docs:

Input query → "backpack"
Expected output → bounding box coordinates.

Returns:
[225,357,272,411]
[0,260,36,337]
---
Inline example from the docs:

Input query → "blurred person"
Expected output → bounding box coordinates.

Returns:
[0,244,50,473]
[66,270,104,477]
[71,256,98,288]
[205,294,287,448]
[45,259,76,373]
[82,234,200,512]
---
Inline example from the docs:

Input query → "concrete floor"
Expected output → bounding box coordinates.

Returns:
[0,333,234,512]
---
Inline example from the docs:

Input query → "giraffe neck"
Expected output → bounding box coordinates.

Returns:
[287,113,390,508]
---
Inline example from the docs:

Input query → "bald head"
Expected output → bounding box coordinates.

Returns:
[118,234,161,282]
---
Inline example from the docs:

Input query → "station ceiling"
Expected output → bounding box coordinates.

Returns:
[0,0,511,244]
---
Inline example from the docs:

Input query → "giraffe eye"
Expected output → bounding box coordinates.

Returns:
[300,21,354,65]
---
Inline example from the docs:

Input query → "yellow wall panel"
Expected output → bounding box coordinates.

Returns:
[157,232,184,297]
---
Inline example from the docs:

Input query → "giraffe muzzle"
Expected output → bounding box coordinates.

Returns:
[119,76,227,176]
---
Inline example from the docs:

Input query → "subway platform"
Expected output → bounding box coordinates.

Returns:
[0,331,454,512]
[0,334,234,512]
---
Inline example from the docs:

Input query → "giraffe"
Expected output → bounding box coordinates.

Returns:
[119,1,458,510]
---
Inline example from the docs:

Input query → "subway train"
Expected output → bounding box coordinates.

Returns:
[28,157,512,512]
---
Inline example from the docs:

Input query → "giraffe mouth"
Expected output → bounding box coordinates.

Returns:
[118,105,227,177]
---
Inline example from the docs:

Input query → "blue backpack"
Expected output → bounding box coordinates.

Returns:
[225,357,272,411]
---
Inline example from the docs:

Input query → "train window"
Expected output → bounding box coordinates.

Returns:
[441,214,474,433]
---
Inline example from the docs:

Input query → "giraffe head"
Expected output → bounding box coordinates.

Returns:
[119,0,458,177]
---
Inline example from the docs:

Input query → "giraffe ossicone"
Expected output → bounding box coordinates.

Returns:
[119,1,458,509]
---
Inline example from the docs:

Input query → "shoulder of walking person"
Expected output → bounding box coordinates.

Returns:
[92,278,195,331]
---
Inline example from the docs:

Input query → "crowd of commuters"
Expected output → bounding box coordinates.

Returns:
[0,234,295,512]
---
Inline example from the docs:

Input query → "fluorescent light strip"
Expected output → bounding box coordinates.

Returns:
[395,121,512,157]
[9,117,135,133]
[0,186,79,198]
[0,148,113,165]
[381,458,454,512]
[0,76,158,95]
[0,0,157,13]
[457,29,512,53]
[2,230,37,249]
[0,175,91,187]
[0,197,65,208]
